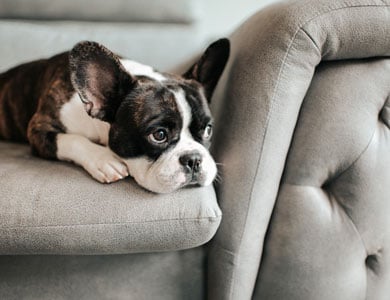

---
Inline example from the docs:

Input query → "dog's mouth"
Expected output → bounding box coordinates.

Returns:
[182,166,212,188]
[190,176,199,184]
[190,171,202,185]
[152,165,211,192]
[181,175,200,188]
[122,148,217,193]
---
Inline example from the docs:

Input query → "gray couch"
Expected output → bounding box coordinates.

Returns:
[1,0,389,299]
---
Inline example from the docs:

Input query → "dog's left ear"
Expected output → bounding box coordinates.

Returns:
[69,41,135,122]
[183,38,230,101]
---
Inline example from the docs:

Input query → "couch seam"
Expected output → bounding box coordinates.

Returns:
[229,3,390,300]
[300,27,321,55]
[297,2,390,29]
[0,215,222,229]
[298,3,390,55]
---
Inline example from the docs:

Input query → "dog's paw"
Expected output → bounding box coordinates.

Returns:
[83,147,129,183]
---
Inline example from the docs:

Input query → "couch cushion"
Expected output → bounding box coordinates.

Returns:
[0,142,221,255]
[0,0,201,24]
[0,20,205,73]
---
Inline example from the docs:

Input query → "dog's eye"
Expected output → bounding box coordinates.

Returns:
[203,124,213,140]
[148,129,168,144]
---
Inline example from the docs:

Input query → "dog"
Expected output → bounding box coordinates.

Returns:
[0,39,230,193]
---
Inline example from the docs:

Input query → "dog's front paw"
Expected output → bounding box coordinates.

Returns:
[83,148,129,183]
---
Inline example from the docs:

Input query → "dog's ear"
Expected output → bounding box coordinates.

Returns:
[69,41,134,122]
[183,38,230,101]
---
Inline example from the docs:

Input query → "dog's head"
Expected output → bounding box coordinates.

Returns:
[69,39,229,193]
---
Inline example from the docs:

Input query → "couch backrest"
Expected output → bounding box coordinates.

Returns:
[0,0,207,73]
[0,0,201,23]
[255,57,390,299]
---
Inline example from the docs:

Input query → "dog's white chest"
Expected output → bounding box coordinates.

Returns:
[59,94,110,145]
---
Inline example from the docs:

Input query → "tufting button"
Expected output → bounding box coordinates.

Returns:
[365,250,383,275]
[380,96,390,128]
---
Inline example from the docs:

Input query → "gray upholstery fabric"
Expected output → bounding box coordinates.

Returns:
[0,1,215,298]
[208,0,390,299]
[0,20,205,73]
[0,0,213,300]
[0,0,201,24]
[0,142,221,254]
[255,59,390,299]
[1,0,390,299]
[0,248,205,300]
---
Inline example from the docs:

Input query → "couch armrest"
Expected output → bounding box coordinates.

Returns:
[208,0,390,299]
[0,142,221,255]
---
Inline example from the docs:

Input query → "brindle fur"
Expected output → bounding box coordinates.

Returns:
[0,39,229,166]
[0,52,71,158]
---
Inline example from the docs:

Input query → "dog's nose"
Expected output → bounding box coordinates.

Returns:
[179,152,202,173]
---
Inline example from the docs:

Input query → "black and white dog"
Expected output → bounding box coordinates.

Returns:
[0,39,230,193]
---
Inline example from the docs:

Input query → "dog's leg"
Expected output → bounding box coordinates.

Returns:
[27,113,63,160]
[56,133,129,183]
[28,114,128,183]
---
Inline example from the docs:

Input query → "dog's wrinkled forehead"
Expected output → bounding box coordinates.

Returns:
[128,73,212,138]
[109,67,214,160]
[129,77,180,125]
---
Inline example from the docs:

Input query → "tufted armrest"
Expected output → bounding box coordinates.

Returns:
[208,0,390,299]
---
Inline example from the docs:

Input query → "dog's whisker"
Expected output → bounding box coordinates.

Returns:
[214,172,223,184]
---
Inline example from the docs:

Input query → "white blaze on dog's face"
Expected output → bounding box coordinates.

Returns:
[121,89,217,193]
[69,39,230,193]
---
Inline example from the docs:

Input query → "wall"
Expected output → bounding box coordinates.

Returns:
[198,0,280,40]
